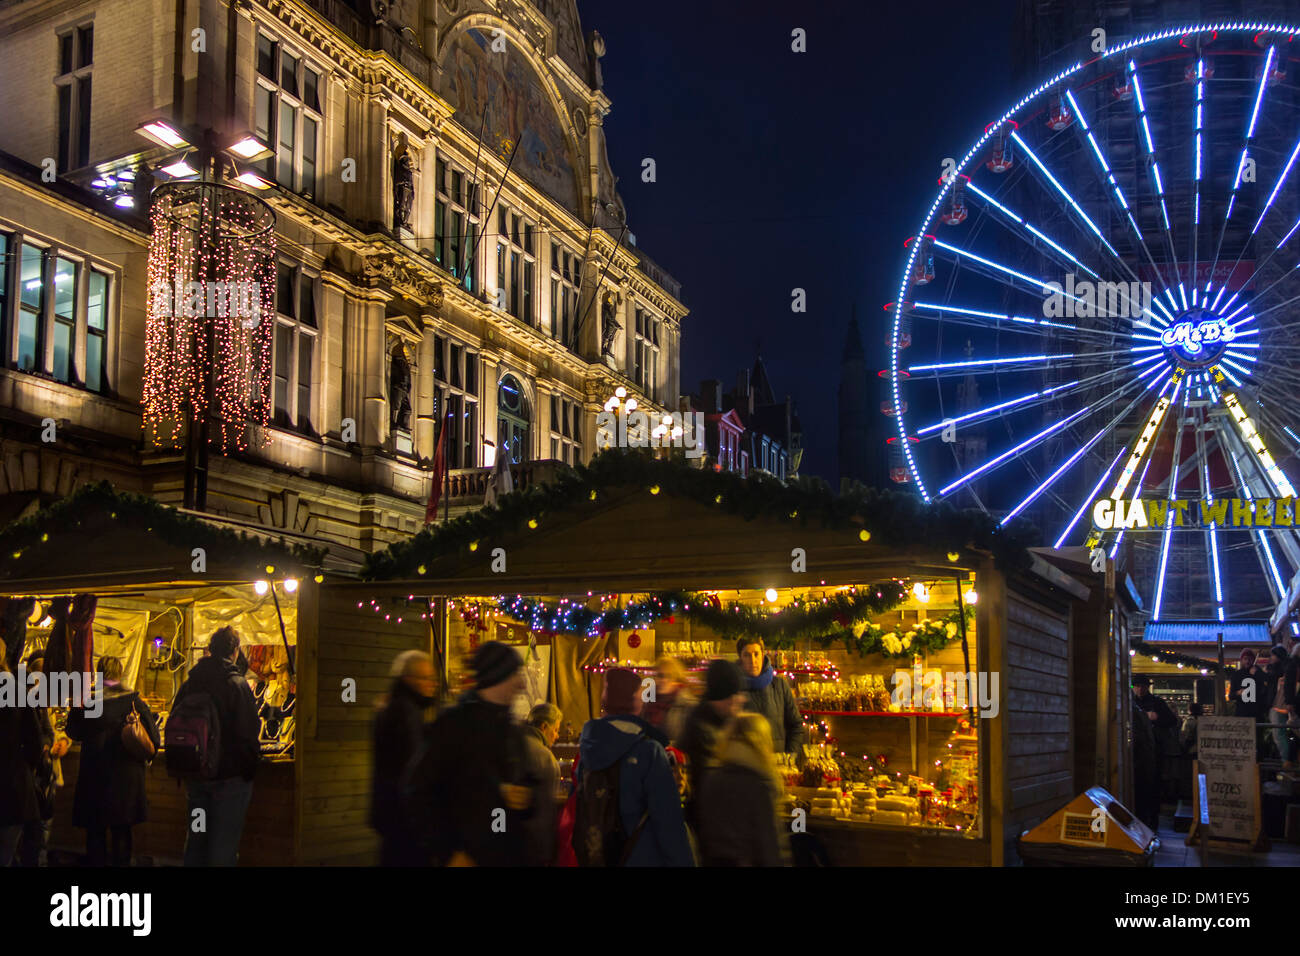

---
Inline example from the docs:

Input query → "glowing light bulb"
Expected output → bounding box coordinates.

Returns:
[912,582,930,603]
[765,588,778,602]
[963,589,978,605]
[283,578,299,593]
[254,580,269,595]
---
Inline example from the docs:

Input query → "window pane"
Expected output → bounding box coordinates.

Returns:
[297,334,312,427]
[301,115,317,195]
[77,25,93,68]
[463,221,476,292]
[52,320,72,382]
[280,51,299,96]
[435,158,447,195]
[20,245,43,310]
[551,437,559,460]
[255,86,272,147]
[450,343,462,388]
[451,170,462,206]
[434,335,445,381]
[76,76,91,168]
[299,274,316,327]
[277,101,295,186]
[550,394,558,432]
[572,408,580,442]
[550,280,559,337]
[54,257,76,319]
[86,332,103,392]
[58,85,71,170]
[523,260,533,322]
[60,34,73,75]
[498,207,506,237]
[274,325,292,417]
[450,211,463,277]
[257,34,276,80]
[524,223,533,254]
[303,67,320,112]
[464,353,477,395]
[276,265,294,317]
[434,199,446,265]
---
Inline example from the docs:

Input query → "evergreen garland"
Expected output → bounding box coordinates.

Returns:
[490,587,970,659]
[0,480,324,579]
[363,448,1038,580]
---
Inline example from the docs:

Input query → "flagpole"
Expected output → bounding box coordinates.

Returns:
[444,411,452,523]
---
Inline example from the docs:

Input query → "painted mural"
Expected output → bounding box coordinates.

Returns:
[440,28,580,213]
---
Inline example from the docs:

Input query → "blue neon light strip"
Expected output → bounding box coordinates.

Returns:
[1054,446,1127,548]
[938,406,1092,497]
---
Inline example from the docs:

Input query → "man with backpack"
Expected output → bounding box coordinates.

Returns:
[574,668,693,867]
[167,626,260,866]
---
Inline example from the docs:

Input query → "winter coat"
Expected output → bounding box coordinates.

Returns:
[643,687,696,746]
[370,680,430,835]
[577,714,693,867]
[1230,666,1261,719]
[0,702,42,826]
[697,760,783,866]
[679,699,728,825]
[1131,697,1158,785]
[521,724,560,866]
[743,661,805,755]
[1136,690,1180,757]
[173,656,261,781]
[66,689,160,828]
[404,691,534,867]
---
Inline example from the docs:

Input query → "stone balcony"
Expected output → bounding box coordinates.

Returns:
[443,459,569,511]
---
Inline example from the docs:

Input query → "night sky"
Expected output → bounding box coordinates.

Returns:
[579,0,1019,482]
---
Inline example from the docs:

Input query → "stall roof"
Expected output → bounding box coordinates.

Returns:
[1141,620,1270,646]
[358,450,1036,594]
[0,481,326,593]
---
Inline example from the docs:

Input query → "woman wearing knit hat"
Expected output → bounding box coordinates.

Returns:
[573,667,694,866]
[403,641,535,866]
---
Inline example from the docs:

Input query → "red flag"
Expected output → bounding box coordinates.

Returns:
[425,415,449,526]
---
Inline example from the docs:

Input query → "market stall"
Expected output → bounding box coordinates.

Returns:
[0,482,322,865]
[297,450,1101,865]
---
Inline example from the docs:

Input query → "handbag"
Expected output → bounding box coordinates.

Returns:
[121,699,156,763]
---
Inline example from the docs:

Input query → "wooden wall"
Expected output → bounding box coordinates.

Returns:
[1002,584,1073,863]
[296,582,430,865]
[49,754,294,865]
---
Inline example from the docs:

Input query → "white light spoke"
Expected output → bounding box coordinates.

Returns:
[938,405,1093,498]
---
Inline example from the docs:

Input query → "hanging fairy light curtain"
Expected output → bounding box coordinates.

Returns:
[143,181,276,451]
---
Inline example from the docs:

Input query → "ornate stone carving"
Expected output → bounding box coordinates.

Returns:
[363,253,444,308]
[600,290,621,358]
[392,135,415,230]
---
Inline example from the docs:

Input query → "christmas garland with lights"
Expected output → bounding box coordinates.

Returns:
[363,448,1037,580]
[1131,640,1220,674]
[490,588,969,659]
[0,480,325,580]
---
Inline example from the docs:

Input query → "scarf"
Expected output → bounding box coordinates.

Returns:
[745,660,776,691]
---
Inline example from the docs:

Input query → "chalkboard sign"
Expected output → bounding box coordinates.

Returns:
[1187,716,1261,848]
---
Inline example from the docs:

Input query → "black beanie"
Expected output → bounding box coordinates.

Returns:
[472,641,522,690]
[704,659,743,701]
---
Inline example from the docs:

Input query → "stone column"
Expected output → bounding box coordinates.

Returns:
[416,315,437,460]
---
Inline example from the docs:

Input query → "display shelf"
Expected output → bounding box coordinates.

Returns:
[801,709,965,717]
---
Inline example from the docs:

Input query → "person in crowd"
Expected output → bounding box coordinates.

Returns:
[1130,681,1161,832]
[20,651,70,866]
[575,667,693,866]
[643,656,696,745]
[1229,649,1261,721]
[1280,643,1300,769]
[405,641,533,866]
[1133,675,1180,799]
[174,627,261,866]
[370,649,435,866]
[522,702,563,866]
[1180,702,1202,760]
[0,638,43,867]
[737,636,805,756]
[696,712,785,866]
[679,659,746,826]
[66,656,161,866]
[1267,645,1295,767]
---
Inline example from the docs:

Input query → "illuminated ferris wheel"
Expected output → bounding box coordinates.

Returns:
[888,21,1300,624]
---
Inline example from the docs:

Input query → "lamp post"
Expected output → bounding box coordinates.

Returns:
[137,120,277,511]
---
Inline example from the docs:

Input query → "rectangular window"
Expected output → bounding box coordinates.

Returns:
[255,28,322,197]
[51,257,76,383]
[495,205,537,325]
[55,24,93,171]
[85,270,107,392]
[18,244,43,371]
[432,157,479,293]
[271,262,318,432]
[274,324,292,420]
[632,307,661,399]
[297,334,313,430]
[550,242,579,349]
[548,394,581,464]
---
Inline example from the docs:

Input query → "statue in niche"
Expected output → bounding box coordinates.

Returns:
[600,292,621,358]
[392,137,415,231]
[390,349,412,432]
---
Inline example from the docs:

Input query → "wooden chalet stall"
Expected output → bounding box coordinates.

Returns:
[0,483,328,866]
[294,452,1103,866]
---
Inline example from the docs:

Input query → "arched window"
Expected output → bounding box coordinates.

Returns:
[498,374,530,464]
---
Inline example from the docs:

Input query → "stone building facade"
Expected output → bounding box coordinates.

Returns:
[0,0,686,566]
